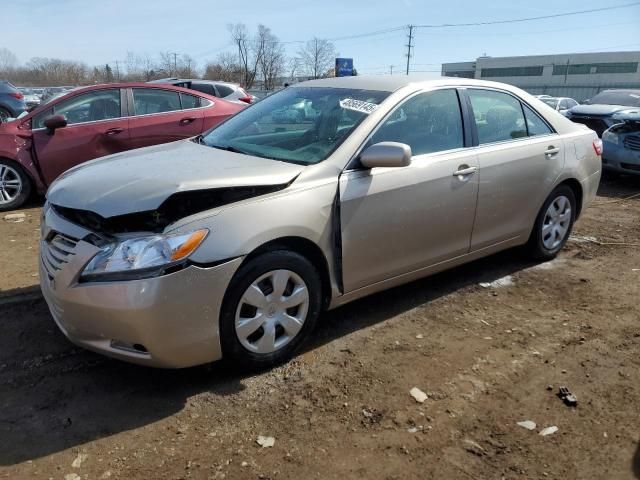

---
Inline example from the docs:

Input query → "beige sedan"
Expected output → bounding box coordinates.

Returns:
[40,76,602,368]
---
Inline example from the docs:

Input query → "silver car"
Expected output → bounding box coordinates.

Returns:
[40,76,602,368]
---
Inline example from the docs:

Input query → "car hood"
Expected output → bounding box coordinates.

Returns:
[48,140,305,218]
[569,104,636,116]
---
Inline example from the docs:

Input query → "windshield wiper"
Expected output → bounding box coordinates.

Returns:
[208,144,251,155]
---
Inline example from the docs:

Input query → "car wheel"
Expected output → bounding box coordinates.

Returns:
[0,159,32,211]
[526,185,576,260]
[0,108,11,123]
[219,250,322,369]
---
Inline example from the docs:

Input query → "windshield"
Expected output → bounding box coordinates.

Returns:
[587,91,640,107]
[542,98,559,109]
[201,87,390,165]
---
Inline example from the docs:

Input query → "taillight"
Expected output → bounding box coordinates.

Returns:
[9,92,24,100]
[238,96,252,104]
[592,139,603,156]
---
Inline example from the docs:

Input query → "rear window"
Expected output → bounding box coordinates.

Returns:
[216,84,235,97]
[542,98,560,109]
[0,81,17,93]
[587,91,640,107]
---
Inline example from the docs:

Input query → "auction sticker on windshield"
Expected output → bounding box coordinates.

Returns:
[339,98,379,114]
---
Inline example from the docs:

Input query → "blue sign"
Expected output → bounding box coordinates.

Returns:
[335,58,354,77]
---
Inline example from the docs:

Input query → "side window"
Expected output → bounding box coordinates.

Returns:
[369,89,464,156]
[180,93,200,109]
[567,99,578,108]
[132,88,181,115]
[34,89,121,128]
[559,99,568,110]
[215,84,235,97]
[468,89,527,144]
[523,104,553,136]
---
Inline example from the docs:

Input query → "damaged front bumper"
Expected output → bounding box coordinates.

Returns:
[39,204,243,368]
[602,140,640,175]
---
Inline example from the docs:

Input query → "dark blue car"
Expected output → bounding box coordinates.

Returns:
[0,81,27,123]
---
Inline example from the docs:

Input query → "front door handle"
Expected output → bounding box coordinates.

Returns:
[453,165,478,177]
[180,117,196,125]
[105,127,124,136]
[545,146,561,156]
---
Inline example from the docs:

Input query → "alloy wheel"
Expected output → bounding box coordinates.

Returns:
[0,164,22,205]
[235,269,310,354]
[542,195,571,250]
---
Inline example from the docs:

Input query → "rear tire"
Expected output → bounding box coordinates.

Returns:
[219,250,322,370]
[0,108,11,123]
[526,185,576,260]
[0,159,32,211]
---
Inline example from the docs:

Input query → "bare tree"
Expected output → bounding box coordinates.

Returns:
[297,38,337,79]
[228,23,267,88]
[204,52,242,83]
[0,48,18,73]
[257,26,285,90]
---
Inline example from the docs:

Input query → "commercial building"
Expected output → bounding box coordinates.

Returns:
[442,51,640,101]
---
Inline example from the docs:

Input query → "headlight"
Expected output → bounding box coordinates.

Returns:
[602,129,619,145]
[81,229,208,281]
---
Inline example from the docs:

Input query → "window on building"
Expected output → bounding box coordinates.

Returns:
[480,66,544,78]
[553,62,639,75]
[444,70,475,79]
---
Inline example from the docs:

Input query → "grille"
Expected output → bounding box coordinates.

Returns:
[623,135,640,151]
[41,233,78,280]
[569,116,609,137]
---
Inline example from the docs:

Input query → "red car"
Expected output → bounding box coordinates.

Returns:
[0,83,243,210]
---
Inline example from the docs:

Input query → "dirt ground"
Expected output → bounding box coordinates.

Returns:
[1,173,640,480]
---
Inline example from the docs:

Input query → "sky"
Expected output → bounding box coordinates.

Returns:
[3,0,640,76]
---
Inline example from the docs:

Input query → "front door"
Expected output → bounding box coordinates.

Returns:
[32,88,130,184]
[339,89,479,293]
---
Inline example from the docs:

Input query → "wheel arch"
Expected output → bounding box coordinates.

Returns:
[557,178,583,219]
[240,236,333,310]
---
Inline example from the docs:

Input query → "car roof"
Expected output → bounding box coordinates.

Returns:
[296,75,531,93]
[149,78,239,87]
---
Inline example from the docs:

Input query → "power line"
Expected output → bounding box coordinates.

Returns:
[413,2,640,28]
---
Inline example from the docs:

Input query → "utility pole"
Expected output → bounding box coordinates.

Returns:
[170,52,179,76]
[114,60,120,81]
[390,65,394,75]
[405,25,414,75]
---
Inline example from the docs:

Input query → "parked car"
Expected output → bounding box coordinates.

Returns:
[540,96,579,115]
[0,82,243,210]
[39,76,601,369]
[149,78,256,104]
[565,89,640,137]
[40,87,68,103]
[0,81,27,123]
[18,88,42,111]
[601,110,640,174]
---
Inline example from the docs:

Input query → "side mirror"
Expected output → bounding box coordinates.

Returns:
[359,142,412,169]
[44,115,67,135]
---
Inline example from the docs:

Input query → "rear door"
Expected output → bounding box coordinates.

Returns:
[32,88,130,184]
[464,88,565,251]
[126,87,204,150]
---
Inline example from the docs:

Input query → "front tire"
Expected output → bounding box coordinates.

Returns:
[0,159,32,211]
[526,185,576,260]
[0,108,11,123]
[219,250,322,369]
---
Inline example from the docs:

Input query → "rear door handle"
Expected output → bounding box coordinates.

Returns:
[105,127,124,136]
[180,117,196,125]
[453,166,478,177]
[545,146,561,156]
